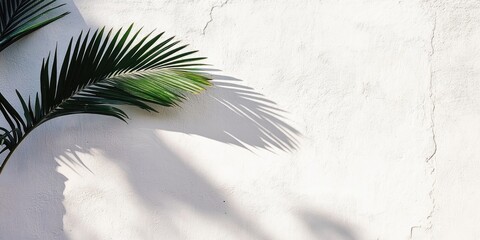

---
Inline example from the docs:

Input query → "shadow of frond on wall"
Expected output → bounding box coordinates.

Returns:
[153,72,300,152]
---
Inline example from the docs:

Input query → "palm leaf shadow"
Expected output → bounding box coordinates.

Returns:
[148,72,300,152]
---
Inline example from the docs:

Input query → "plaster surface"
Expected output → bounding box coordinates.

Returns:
[0,0,479,239]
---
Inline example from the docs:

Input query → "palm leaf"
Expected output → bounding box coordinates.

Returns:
[0,25,211,174]
[0,0,69,52]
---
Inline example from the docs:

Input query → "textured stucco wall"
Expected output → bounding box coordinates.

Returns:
[1,0,480,239]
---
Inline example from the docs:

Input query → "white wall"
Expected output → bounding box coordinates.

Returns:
[1,0,480,239]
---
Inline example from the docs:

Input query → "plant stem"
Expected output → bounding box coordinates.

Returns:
[0,98,72,175]
[0,147,16,175]
[0,126,36,175]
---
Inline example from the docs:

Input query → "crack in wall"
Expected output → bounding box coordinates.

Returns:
[202,0,231,35]
[409,225,421,239]
[410,11,438,240]
[425,13,437,234]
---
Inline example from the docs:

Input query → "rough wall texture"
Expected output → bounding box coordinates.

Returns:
[0,0,479,239]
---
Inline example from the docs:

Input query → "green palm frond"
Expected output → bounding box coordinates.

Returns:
[0,25,211,174]
[0,0,69,52]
